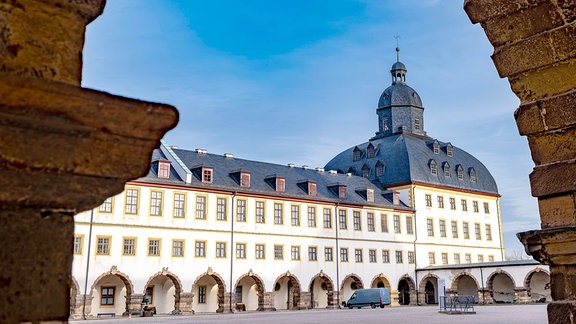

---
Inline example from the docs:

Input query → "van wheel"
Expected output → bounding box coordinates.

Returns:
[371,303,376,309]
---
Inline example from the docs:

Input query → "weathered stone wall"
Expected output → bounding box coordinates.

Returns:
[464,1,576,323]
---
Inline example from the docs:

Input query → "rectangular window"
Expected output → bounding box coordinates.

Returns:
[158,162,170,178]
[276,178,285,192]
[454,253,461,264]
[96,236,110,255]
[355,249,363,263]
[406,216,414,235]
[125,189,138,214]
[340,248,349,262]
[449,197,456,210]
[461,199,468,211]
[427,218,434,236]
[393,215,401,233]
[196,196,206,219]
[256,201,265,223]
[148,239,160,256]
[463,222,470,239]
[236,243,246,259]
[100,287,115,306]
[429,252,436,265]
[99,197,113,213]
[488,255,494,262]
[473,200,479,213]
[150,191,163,216]
[465,253,471,263]
[291,205,300,226]
[339,210,347,229]
[172,240,184,257]
[325,247,333,261]
[323,208,332,228]
[291,246,300,260]
[369,249,377,263]
[308,207,316,227]
[486,224,492,241]
[367,213,375,232]
[236,199,246,222]
[274,245,283,260]
[240,173,250,188]
[195,241,206,257]
[308,246,317,261]
[478,255,484,263]
[451,221,458,238]
[408,251,415,264]
[437,196,444,208]
[395,250,403,263]
[255,244,265,259]
[123,237,136,256]
[73,235,83,255]
[353,211,361,230]
[202,168,212,183]
[382,250,390,263]
[274,203,283,225]
[216,242,226,258]
[484,202,490,214]
[217,197,227,221]
[173,193,185,218]
[439,220,446,237]
[198,286,207,304]
[425,194,432,207]
[381,214,388,232]
[475,223,481,240]
[442,252,448,265]
[236,286,243,303]
[309,182,317,196]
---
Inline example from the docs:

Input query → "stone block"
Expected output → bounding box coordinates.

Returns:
[515,88,576,134]
[481,1,563,47]
[530,161,576,197]
[539,194,576,228]
[526,128,576,165]
[548,301,576,324]
[557,0,576,23]
[510,59,576,102]
[492,24,576,78]
[464,0,542,24]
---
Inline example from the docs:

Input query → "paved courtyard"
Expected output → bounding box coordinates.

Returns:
[74,304,548,324]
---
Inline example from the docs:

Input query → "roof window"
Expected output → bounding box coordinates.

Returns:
[433,140,440,154]
[367,143,376,158]
[446,143,453,157]
[353,146,362,162]
[443,162,450,177]
[469,168,477,182]
[429,159,437,175]
[456,165,464,180]
[376,161,385,177]
[157,160,171,179]
[266,175,285,192]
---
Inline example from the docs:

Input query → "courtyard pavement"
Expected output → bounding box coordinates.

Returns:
[73,304,549,324]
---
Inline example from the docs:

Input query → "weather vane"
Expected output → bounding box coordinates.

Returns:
[394,34,401,62]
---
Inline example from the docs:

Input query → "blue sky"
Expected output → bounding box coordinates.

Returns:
[83,0,538,257]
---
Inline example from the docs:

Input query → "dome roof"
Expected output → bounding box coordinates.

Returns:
[378,83,423,108]
[391,61,406,71]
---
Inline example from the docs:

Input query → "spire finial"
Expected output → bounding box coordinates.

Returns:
[394,34,401,62]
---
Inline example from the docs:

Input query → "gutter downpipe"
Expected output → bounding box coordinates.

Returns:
[480,266,485,304]
[335,202,341,309]
[229,192,236,313]
[411,185,419,306]
[82,209,94,320]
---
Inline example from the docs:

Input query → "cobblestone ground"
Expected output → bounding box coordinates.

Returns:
[74,304,548,324]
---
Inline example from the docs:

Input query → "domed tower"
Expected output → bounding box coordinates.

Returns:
[373,47,426,139]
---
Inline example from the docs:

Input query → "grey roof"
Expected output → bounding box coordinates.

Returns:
[417,259,540,271]
[391,61,407,71]
[378,83,423,108]
[324,133,499,195]
[140,147,413,210]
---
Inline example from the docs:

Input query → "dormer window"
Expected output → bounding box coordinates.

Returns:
[339,185,347,199]
[367,143,375,158]
[456,165,464,180]
[157,160,171,179]
[443,162,450,177]
[376,161,385,177]
[446,143,453,157]
[367,189,374,202]
[382,117,389,132]
[362,164,370,178]
[240,172,250,188]
[347,167,356,175]
[433,140,440,154]
[202,168,213,183]
[469,168,477,182]
[353,146,362,162]
[309,182,317,196]
[429,160,437,175]
[276,178,285,192]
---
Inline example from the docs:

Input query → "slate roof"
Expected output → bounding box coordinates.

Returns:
[378,82,423,108]
[138,147,413,211]
[324,133,499,195]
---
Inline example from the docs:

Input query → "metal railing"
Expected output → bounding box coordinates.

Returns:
[439,296,475,313]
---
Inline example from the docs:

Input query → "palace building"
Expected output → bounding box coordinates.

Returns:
[70,53,550,318]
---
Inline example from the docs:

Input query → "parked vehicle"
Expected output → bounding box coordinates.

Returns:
[346,288,391,309]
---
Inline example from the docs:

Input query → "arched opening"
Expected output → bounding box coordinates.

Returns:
[488,271,515,303]
[69,276,81,317]
[370,274,391,290]
[89,270,134,317]
[273,273,301,310]
[308,273,334,308]
[234,272,266,311]
[397,275,416,306]
[143,271,182,314]
[418,275,438,304]
[452,273,479,303]
[525,269,550,302]
[340,274,364,305]
[192,272,226,313]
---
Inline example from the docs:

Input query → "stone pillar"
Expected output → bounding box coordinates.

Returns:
[0,1,178,323]
[179,292,195,315]
[127,294,145,316]
[464,1,576,323]
[262,292,277,311]
[515,287,530,304]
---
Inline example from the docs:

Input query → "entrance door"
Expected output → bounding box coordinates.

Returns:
[425,281,435,304]
[398,280,410,305]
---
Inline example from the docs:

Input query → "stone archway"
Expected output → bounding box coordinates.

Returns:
[524,268,551,303]
[419,274,439,304]
[273,272,302,310]
[308,272,335,308]
[143,269,183,314]
[370,274,392,290]
[487,270,516,303]
[234,271,266,311]
[192,269,226,313]
[89,267,134,316]
[451,272,480,303]
[69,276,81,318]
[340,273,364,305]
[397,275,416,306]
